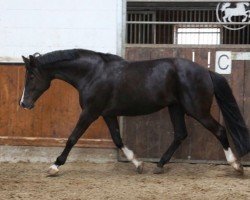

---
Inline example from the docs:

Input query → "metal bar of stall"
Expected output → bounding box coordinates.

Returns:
[142,14,145,44]
[130,14,133,43]
[168,10,171,44]
[138,14,141,43]
[153,12,156,44]
[163,10,166,44]
[134,14,137,43]
[127,10,250,45]
[127,21,250,25]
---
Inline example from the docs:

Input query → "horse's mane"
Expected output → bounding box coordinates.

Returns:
[33,49,124,67]
[34,49,80,67]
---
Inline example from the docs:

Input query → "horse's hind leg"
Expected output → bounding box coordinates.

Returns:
[154,104,187,174]
[104,116,143,173]
[197,115,244,173]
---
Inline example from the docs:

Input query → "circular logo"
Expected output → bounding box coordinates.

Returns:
[216,2,250,30]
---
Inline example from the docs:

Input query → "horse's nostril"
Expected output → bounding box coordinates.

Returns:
[20,102,26,108]
[20,101,34,110]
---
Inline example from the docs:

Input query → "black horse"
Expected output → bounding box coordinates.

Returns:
[20,49,250,175]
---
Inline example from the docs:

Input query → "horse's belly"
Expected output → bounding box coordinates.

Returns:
[102,103,165,116]
[102,92,176,116]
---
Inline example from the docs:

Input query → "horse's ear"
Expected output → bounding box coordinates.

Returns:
[22,56,33,70]
[29,55,36,67]
[22,56,30,65]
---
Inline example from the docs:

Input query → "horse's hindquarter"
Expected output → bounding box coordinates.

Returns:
[102,59,178,116]
[174,58,214,117]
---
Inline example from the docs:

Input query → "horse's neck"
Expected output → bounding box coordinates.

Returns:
[50,60,96,90]
[53,71,79,89]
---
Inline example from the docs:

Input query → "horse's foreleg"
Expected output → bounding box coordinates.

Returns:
[104,116,143,173]
[48,110,98,175]
[154,104,187,174]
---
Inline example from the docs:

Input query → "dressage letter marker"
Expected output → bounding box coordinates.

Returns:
[215,51,232,74]
[215,51,250,74]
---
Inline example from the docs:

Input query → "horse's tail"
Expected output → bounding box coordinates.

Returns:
[209,71,250,157]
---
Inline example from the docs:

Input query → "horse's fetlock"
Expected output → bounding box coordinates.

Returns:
[55,156,65,166]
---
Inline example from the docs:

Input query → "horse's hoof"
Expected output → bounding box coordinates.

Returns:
[136,162,144,174]
[153,166,164,174]
[229,160,244,174]
[48,164,59,176]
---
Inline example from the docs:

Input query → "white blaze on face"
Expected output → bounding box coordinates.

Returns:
[20,88,25,105]
[122,146,141,168]
[224,148,236,163]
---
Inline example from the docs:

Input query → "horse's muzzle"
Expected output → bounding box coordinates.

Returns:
[20,102,34,110]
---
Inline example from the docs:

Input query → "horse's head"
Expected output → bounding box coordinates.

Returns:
[20,55,52,109]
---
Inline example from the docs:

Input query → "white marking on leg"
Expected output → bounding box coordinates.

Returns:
[224,148,243,172]
[122,146,142,168]
[20,88,25,105]
[48,164,59,175]
[224,148,236,163]
[122,146,134,160]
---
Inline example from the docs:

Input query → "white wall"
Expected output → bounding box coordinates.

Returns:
[0,0,123,62]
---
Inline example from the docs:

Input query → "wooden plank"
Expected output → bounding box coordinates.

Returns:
[232,52,250,60]
[243,60,250,161]
[0,136,115,148]
[0,65,111,148]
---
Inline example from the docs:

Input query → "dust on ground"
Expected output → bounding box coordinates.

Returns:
[0,162,249,200]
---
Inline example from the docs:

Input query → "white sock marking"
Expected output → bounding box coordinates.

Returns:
[122,146,141,168]
[224,148,236,163]
[224,148,243,172]
[48,164,59,175]
[122,146,134,160]
[132,159,142,168]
